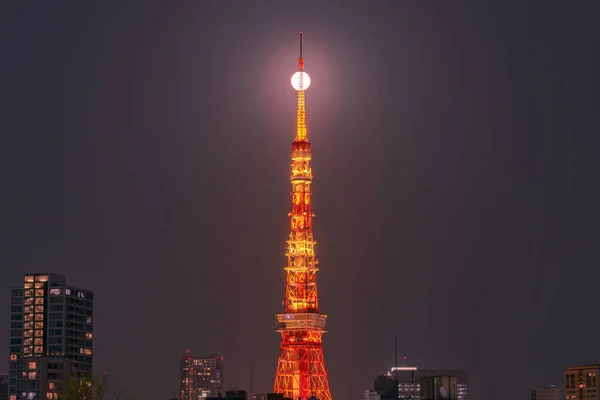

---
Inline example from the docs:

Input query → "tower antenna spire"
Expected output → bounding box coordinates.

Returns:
[298,31,304,71]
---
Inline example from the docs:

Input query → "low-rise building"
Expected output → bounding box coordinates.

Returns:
[530,385,561,400]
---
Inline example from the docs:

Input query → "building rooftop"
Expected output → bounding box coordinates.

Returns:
[567,364,600,370]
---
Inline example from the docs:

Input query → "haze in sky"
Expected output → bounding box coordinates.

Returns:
[0,2,598,400]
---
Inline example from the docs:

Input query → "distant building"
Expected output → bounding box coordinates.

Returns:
[225,390,248,400]
[419,376,457,400]
[254,393,291,400]
[380,366,468,400]
[565,364,600,400]
[0,374,8,400]
[373,374,398,400]
[180,353,224,399]
[363,390,381,400]
[207,390,248,400]
[531,385,561,400]
[8,273,93,400]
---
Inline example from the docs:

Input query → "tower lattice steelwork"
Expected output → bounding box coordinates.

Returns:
[273,32,332,400]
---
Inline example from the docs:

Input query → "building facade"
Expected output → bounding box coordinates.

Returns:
[531,385,561,400]
[8,273,93,400]
[207,390,247,400]
[383,366,468,400]
[565,365,599,400]
[373,374,398,400]
[0,374,8,400]
[254,394,287,400]
[419,376,457,400]
[180,353,223,400]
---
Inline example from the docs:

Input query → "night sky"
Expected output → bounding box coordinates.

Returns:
[1,2,599,400]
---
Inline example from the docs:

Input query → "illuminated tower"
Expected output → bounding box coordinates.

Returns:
[273,33,332,400]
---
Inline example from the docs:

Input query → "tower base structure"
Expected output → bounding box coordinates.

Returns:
[273,313,332,400]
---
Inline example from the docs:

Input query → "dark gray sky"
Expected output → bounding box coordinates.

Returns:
[1,1,599,400]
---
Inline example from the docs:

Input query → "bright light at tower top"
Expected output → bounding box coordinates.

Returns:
[291,72,310,91]
[291,31,310,91]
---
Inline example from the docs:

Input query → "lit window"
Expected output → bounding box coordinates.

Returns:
[34,346,43,353]
[35,290,44,297]
[48,382,55,390]
[10,354,17,361]
[50,289,61,295]
[24,314,33,321]
[25,306,33,313]
[28,361,36,369]
[34,338,43,345]
[25,276,34,283]
[35,306,44,313]
[24,338,33,345]
[10,395,16,400]
[35,275,48,282]
[86,332,93,339]
[46,394,52,400]
[84,349,92,355]
[24,283,33,289]
[28,392,35,400]
[65,289,71,295]
[34,330,43,337]
[35,314,44,321]
[34,322,44,329]
[35,283,44,289]
[86,317,92,324]
[24,330,33,337]
[35,297,44,304]
[24,290,33,297]
[28,372,37,379]
[24,298,33,305]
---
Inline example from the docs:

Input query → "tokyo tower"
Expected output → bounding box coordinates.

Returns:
[273,33,332,400]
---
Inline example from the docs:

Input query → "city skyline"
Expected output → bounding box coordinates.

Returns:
[0,273,596,399]
[1,2,598,400]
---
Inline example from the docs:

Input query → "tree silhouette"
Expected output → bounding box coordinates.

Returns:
[60,372,136,400]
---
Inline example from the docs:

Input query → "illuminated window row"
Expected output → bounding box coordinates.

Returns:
[24,321,44,329]
[23,338,44,346]
[24,289,46,297]
[24,275,48,282]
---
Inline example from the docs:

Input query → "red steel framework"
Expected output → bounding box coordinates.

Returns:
[273,33,332,400]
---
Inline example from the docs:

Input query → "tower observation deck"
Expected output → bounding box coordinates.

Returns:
[272,32,333,400]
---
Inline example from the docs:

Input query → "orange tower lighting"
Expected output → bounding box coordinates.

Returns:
[273,32,333,400]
